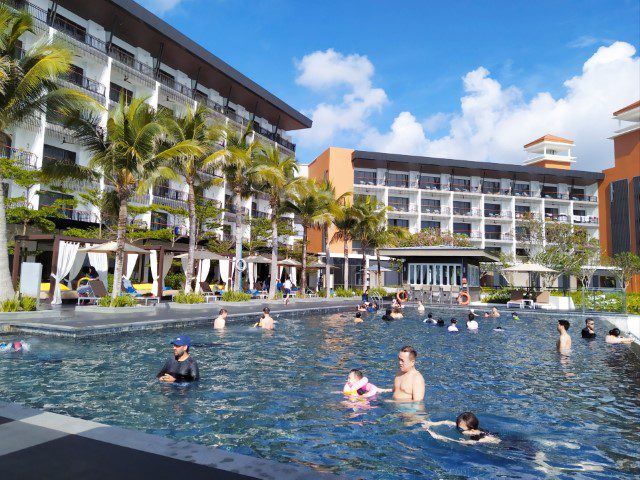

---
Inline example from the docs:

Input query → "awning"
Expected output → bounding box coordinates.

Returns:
[503,263,557,273]
[78,241,147,254]
[175,251,227,260]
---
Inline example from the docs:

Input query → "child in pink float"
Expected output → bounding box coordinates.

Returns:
[343,369,391,398]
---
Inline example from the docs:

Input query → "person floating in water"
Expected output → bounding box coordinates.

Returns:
[605,328,633,344]
[0,340,29,352]
[511,312,520,321]
[367,302,379,313]
[255,307,275,329]
[581,318,596,339]
[436,318,445,326]
[392,346,425,402]
[466,313,478,331]
[213,308,227,329]
[157,335,199,383]
[390,307,404,319]
[343,368,391,398]
[447,318,459,332]
[557,320,571,352]
[417,300,425,313]
[423,412,500,444]
[423,313,436,324]
[484,307,500,318]
[354,312,363,323]
[356,304,368,312]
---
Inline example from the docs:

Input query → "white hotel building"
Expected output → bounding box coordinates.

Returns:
[2,0,311,242]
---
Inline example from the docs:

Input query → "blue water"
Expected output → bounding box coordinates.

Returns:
[1,309,639,479]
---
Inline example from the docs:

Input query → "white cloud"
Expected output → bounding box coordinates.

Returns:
[300,42,639,171]
[137,0,183,15]
[294,49,388,146]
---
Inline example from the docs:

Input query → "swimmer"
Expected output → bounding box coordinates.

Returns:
[557,320,571,351]
[382,308,394,321]
[484,306,500,318]
[157,335,199,383]
[423,313,436,324]
[466,313,478,330]
[213,308,227,329]
[493,326,504,332]
[390,307,403,319]
[357,304,367,312]
[255,307,275,330]
[417,300,425,313]
[367,302,379,313]
[511,312,520,321]
[436,318,445,326]
[581,318,596,339]
[605,328,633,344]
[391,298,404,310]
[392,346,425,402]
[423,412,500,445]
[447,318,458,332]
[354,312,363,323]
[343,369,391,398]
[0,341,29,352]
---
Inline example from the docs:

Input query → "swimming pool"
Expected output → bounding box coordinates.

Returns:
[1,308,639,479]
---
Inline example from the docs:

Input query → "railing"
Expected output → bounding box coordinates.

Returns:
[64,70,106,97]
[354,175,378,186]
[485,231,513,240]
[515,211,540,220]
[5,1,47,25]
[570,194,598,202]
[150,221,187,234]
[225,206,250,216]
[251,210,269,218]
[157,71,193,98]
[452,207,481,216]
[50,14,107,53]
[41,204,100,223]
[253,124,275,141]
[421,206,450,215]
[107,46,155,77]
[389,204,417,213]
[419,181,445,191]
[385,178,410,188]
[544,213,569,222]
[454,230,482,239]
[482,186,511,196]
[450,183,481,193]
[573,216,599,225]
[0,145,37,170]
[484,210,512,218]
[541,192,570,200]
[513,189,542,198]
[153,185,187,202]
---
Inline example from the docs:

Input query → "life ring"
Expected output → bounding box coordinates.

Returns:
[396,290,408,303]
[458,291,470,305]
[236,259,247,272]
[77,276,91,287]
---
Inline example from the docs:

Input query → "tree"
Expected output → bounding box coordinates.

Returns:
[65,97,201,299]
[254,146,300,299]
[352,196,389,290]
[331,201,362,290]
[607,252,640,313]
[392,228,472,248]
[6,195,76,235]
[163,104,223,292]
[366,224,408,287]
[0,4,96,300]
[214,124,261,291]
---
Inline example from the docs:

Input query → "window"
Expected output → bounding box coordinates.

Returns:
[515,205,530,217]
[516,226,530,240]
[570,188,585,200]
[421,198,440,213]
[386,172,409,188]
[193,90,208,103]
[39,191,73,218]
[388,218,409,228]
[109,82,133,104]
[453,222,471,236]
[50,13,86,43]
[109,43,135,67]
[354,170,376,185]
[514,183,531,196]
[151,211,169,230]
[43,145,76,167]
[485,224,502,240]
[453,201,471,215]
[421,220,440,230]
[573,209,586,216]
[408,263,462,286]
[484,203,501,217]
[419,175,440,190]
[545,207,559,219]
[451,178,470,191]
[388,196,409,212]
[542,185,558,198]
[157,69,175,88]
[482,180,500,194]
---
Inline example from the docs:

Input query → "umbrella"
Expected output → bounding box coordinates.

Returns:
[278,258,302,267]
[78,241,147,254]
[243,254,271,264]
[175,251,227,260]
[503,263,557,273]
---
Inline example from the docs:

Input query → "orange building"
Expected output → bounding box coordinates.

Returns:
[599,101,640,292]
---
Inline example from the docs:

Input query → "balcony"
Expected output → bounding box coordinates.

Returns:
[251,210,269,219]
[385,178,410,188]
[63,70,106,99]
[224,206,250,218]
[515,211,540,220]
[419,181,447,191]
[157,71,193,99]
[152,185,187,208]
[485,231,513,241]
[484,210,512,219]
[570,193,598,203]
[450,183,481,193]
[573,215,599,225]
[0,145,38,170]
[41,204,99,224]
[150,221,187,235]
[544,213,569,222]
[541,192,570,201]
[421,206,450,215]
[482,186,512,196]
[452,207,481,217]
[354,174,379,186]
[389,204,418,214]
[454,230,483,239]
[49,14,107,57]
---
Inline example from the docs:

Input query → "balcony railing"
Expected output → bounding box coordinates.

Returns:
[150,221,187,234]
[153,185,187,202]
[544,213,569,222]
[452,207,481,217]
[573,216,599,225]
[450,183,481,193]
[419,181,445,191]
[482,186,512,196]
[389,204,417,213]
[0,145,37,170]
[50,14,107,53]
[251,210,269,218]
[515,211,540,220]
[157,71,193,98]
[354,175,378,186]
[570,193,598,202]
[421,206,450,215]
[64,70,106,97]
[385,178,410,188]
[41,204,99,224]
[485,231,513,241]
[542,192,570,200]
[454,231,482,239]
[484,210,512,218]
[107,46,155,77]
[225,206,250,217]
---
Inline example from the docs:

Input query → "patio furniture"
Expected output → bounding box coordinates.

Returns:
[199,282,221,303]
[451,285,460,304]
[122,278,159,306]
[506,290,533,309]
[77,279,108,305]
[305,289,318,298]
[533,291,552,310]
[431,286,442,304]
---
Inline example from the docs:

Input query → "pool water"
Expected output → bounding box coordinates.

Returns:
[1,309,639,479]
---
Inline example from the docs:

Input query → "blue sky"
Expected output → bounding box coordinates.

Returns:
[140,0,640,169]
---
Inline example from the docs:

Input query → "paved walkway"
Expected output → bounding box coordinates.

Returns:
[0,401,339,479]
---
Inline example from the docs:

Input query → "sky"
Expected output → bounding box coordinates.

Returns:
[138,0,640,170]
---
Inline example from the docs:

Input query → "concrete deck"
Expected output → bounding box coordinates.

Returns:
[0,401,340,479]
[0,298,361,337]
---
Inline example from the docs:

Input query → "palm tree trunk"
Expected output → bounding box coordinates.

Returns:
[233,191,243,292]
[112,198,128,299]
[361,245,368,291]
[301,226,308,292]
[376,248,382,287]
[0,171,16,301]
[185,181,196,293]
[324,225,331,298]
[343,239,349,290]
[269,206,278,299]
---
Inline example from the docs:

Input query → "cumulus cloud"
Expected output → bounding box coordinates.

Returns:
[138,0,183,15]
[299,42,640,171]
[294,49,388,146]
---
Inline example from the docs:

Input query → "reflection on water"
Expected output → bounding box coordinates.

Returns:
[1,310,639,479]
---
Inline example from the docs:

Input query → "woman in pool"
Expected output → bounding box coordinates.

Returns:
[417,300,425,313]
[343,369,391,398]
[484,307,500,318]
[356,304,368,312]
[605,328,633,344]
[423,412,500,445]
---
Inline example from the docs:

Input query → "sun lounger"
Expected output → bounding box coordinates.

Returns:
[534,291,553,310]
[77,279,108,305]
[506,290,533,309]
[199,282,221,303]
[122,278,159,306]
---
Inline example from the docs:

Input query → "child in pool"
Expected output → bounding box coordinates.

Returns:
[423,412,500,444]
[343,369,391,398]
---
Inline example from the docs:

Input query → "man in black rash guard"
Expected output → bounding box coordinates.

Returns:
[157,335,200,383]
[581,318,596,339]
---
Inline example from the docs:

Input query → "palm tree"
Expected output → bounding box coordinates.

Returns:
[254,146,300,299]
[366,224,408,287]
[66,97,202,299]
[215,123,261,291]
[0,5,96,300]
[163,104,223,292]
[352,196,389,290]
[284,178,334,294]
[331,201,361,290]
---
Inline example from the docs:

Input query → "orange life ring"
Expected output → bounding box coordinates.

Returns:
[458,291,470,305]
[396,290,408,303]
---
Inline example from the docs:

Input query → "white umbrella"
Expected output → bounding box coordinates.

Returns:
[503,263,557,273]
[78,241,147,254]
[308,261,338,269]
[175,250,227,260]
[244,254,271,264]
[278,258,302,266]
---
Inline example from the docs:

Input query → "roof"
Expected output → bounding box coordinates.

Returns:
[57,0,312,131]
[352,150,604,186]
[378,247,500,263]
[613,100,640,117]
[523,135,574,148]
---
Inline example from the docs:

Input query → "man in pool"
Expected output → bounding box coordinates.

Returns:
[581,318,596,339]
[213,308,227,329]
[557,320,571,352]
[392,346,425,402]
[256,307,275,329]
[354,312,363,323]
[157,335,199,383]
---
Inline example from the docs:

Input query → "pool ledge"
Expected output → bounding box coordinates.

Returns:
[0,401,342,479]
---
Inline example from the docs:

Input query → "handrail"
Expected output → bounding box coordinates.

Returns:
[0,145,38,169]
[64,70,106,97]
[153,185,187,202]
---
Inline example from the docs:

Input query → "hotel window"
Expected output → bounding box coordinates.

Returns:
[482,180,500,194]
[43,145,76,167]
[408,263,462,286]
[570,188,585,200]
[354,170,376,185]
[109,82,133,104]
[388,218,409,228]
[386,172,409,188]
[151,211,169,230]
[453,222,471,236]
[421,198,440,213]
[453,201,471,215]
[50,12,86,43]
[515,205,530,218]
[451,178,470,192]
[541,185,558,199]
[484,203,501,217]
[109,43,135,67]
[514,183,531,196]
[421,220,440,230]
[388,196,409,212]
[485,224,502,240]
[545,207,559,219]
[419,175,441,190]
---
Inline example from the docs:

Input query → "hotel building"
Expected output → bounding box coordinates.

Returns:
[308,138,603,289]
[600,100,640,292]
[2,0,311,244]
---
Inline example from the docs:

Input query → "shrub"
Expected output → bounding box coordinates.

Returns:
[97,295,138,308]
[334,287,355,297]
[173,292,205,304]
[0,297,20,312]
[481,288,513,304]
[628,292,639,314]
[221,291,251,302]
[0,295,37,312]
[165,272,186,290]
[20,296,37,312]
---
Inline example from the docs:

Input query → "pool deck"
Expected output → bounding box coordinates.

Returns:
[0,298,361,337]
[0,401,340,479]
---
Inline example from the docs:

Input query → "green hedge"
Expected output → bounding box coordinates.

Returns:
[173,292,205,304]
[0,295,37,312]
[221,291,251,302]
[551,290,639,314]
[334,287,356,297]
[98,295,138,308]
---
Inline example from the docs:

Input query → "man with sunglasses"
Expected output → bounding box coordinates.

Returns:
[157,335,200,383]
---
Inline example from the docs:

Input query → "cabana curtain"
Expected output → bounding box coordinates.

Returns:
[195,259,211,293]
[88,249,108,289]
[51,241,80,304]
[125,254,138,280]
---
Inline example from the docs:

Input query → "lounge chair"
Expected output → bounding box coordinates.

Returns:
[305,289,318,298]
[199,282,221,303]
[506,290,533,309]
[77,279,108,305]
[534,291,552,310]
[122,278,159,306]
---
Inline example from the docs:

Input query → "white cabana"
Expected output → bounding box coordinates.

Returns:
[51,241,80,304]
[175,251,225,292]
[78,241,148,254]
[150,250,174,294]
[503,263,557,273]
